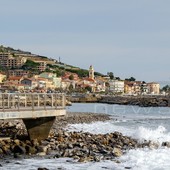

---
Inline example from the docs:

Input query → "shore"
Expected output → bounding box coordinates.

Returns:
[70,94,170,107]
[0,112,166,169]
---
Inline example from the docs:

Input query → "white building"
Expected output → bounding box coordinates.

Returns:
[109,80,124,94]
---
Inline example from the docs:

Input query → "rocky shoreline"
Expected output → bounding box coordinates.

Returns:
[70,94,170,107]
[0,112,168,169]
[99,95,170,107]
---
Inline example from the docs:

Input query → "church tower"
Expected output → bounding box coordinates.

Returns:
[89,65,94,80]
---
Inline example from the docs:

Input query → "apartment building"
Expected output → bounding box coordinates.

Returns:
[0,53,27,68]
[147,82,160,94]
[109,79,124,94]
[34,61,47,72]
[8,69,30,76]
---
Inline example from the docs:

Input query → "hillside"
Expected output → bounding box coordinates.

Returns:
[0,45,104,78]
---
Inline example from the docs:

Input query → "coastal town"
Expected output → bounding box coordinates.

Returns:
[0,49,162,96]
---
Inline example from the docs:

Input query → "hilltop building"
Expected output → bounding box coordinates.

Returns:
[0,53,27,69]
[89,65,94,80]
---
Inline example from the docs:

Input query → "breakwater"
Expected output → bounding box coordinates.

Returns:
[70,94,170,107]
[99,95,170,107]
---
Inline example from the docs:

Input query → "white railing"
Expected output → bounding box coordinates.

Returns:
[0,93,66,112]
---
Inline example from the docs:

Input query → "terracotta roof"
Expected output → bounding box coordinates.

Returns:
[8,76,23,81]
[83,78,95,82]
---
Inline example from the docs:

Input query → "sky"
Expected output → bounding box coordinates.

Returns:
[0,0,170,82]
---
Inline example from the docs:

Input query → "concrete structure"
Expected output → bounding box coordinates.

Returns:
[0,73,6,83]
[0,53,27,69]
[89,65,95,80]
[147,82,160,94]
[109,80,124,94]
[39,72,61,89]
[7,76,24,85]
[9,69,30,77]
[0,93,66,140]
[21,78,38,90]
[34,61,47,72]
[124,81,143,95]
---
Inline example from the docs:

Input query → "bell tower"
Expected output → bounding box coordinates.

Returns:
[89,65,94,80]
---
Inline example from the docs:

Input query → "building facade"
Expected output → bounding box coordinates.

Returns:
[147,82,160,94]
[109,80,124,94]
[0,53,27,69]
[89,65,94,80]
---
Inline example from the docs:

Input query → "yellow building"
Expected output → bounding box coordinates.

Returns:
[0,73,6,83]
[147,82,160,94]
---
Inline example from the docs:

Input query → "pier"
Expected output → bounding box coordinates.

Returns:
[0,93,66,140]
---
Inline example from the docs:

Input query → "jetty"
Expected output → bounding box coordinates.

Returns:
[0,93,66,140]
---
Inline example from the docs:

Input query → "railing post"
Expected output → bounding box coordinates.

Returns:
[17,93,20,111]
[8,94,10,108]
[37,93,40,107]
[25,93,27,107]
[51,93,54,107]
[31,93,34,111]
[62,93,65,108]
[2,93,4,112]
[44,93,46,110]
[12,94,15,108]
[55,93,57,109]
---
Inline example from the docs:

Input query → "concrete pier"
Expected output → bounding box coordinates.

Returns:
[23,117,56,140]
[0,93,66,140]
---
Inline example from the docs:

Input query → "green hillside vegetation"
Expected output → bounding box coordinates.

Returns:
[0,45,104,78]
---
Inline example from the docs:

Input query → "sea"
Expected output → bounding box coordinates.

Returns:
[1,103,170,170]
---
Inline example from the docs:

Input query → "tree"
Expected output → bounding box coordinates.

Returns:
[22,60,40,70]
[69,84,74,91]
[115,77,121,80]
[107,72,114,79]
[125,77,136,81]
[69,74,74,80]
[85,86,92,92]
[162,85,170,92]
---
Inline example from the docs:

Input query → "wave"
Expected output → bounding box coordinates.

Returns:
[66,121,170,144]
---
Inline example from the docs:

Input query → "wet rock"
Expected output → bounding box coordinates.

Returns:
[14,139,20,145]
[149,141,159,149]
[37,168,49,170]
[25,145,37,155]
[37,152,46,156]
[112,147,123,157]
[162,142,170,148]
[14,153,23,159]
[37,146,48,153]
[13,145,26,154]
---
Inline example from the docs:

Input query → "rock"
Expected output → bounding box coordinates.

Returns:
[37,168,49,170]
[0,148,3,154]
[112,147,122,157]
[14,153,23,159]
[13,145,26,154]
[37,146,48,153]
[149,141,159,149]
[78,157,88,163]
[31,139,39,147]
[162,142,170,148]
[37,152,46,156]
[125,167,132,169]
[25,145,37,154]
[14,139,20,145]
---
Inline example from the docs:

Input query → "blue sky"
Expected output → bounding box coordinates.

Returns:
[0,0,170,82]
